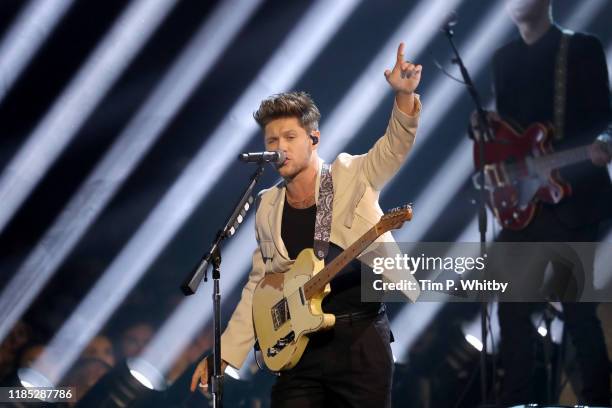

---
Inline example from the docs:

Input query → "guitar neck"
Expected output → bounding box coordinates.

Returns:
[536,145,590,172]
[303,228,379,300]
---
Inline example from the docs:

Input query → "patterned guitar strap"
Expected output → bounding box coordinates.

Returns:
[313,163,333,260]
[553,29,573,141]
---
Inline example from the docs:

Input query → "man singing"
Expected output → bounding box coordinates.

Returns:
[191,42,422,407]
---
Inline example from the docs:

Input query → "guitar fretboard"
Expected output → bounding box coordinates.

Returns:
[535,145,589,172]
[303,228,379,300]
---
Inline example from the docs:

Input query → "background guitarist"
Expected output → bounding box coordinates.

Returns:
[472,0,612,405]
[191,42,422,407]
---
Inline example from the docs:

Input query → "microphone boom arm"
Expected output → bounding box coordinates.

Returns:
[180,163,266,295]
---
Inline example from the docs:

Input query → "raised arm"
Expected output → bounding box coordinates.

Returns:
[362,42,422,190]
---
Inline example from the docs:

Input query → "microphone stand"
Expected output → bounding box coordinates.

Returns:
[181,163,266,408]
[442,24,495,407]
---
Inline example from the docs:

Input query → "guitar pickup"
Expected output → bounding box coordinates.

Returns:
[267,331,295,357]
[271,298,290,330]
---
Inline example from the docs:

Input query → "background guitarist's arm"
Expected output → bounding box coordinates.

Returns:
[570,34,610,151]
[573,35,611,166]
[561,34,611,200]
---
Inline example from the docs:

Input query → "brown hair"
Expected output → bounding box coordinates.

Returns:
[253,91,320,133]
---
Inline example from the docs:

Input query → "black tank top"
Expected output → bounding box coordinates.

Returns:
[280,197,379,314]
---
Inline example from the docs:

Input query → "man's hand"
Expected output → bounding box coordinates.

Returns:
[384,42,422,94]
[385,42,422,115]
[470,110,500,141]
[588,137,612,167]
[190,355,228,392]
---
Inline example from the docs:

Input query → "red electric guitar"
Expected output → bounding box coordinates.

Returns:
[472,117,612,230]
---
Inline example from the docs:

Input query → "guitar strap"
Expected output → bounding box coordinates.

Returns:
[553,29,573,141]
[313,163,333,260]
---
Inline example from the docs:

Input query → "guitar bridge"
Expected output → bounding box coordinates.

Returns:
[267,331,295,357]
[271,298,290,330]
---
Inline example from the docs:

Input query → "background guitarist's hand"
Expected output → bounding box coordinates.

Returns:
[190,354,228,393]
[470,110,500,141]
[588,138,612,166]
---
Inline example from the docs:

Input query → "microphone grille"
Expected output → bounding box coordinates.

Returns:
[275,150,286,164]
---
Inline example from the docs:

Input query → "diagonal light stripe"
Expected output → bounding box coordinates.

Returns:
[24,0,264,383]
[0,0,178,343]
[0,0,75,105]
[594,230,612,289]
[31,0,361,384]
[607,42,612,84]
[0,0,177,236]
[565,0,609,34]
[606,42,612,179]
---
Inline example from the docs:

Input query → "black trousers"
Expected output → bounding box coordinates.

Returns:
[497,206,610,406]
[270,313,394,408]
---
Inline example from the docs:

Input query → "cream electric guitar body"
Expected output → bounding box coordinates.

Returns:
[252,204,413,372]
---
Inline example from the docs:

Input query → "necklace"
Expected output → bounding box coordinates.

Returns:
[286,193,315,209]
[286,170,317,209]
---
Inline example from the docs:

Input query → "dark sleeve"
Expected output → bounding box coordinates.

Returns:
[492,48,505,115]
[567,34,611,144]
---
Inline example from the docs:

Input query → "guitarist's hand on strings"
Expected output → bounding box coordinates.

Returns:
[470,110,500,141]
[588,136,612,167]
[385,42,422,116]
[190,354,228,393]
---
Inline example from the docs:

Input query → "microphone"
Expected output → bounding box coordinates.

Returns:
[238,150,286,164]
[440,11,458,32]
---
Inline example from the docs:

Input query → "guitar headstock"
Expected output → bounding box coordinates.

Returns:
[375,203,413,234]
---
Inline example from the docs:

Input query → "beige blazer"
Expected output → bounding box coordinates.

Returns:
[220,97,422,369]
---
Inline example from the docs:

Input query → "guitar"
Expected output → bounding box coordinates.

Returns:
[252,204,413,372]
[472,117,612,230]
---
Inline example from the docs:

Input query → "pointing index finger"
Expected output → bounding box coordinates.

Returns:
[396,42,405,64]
